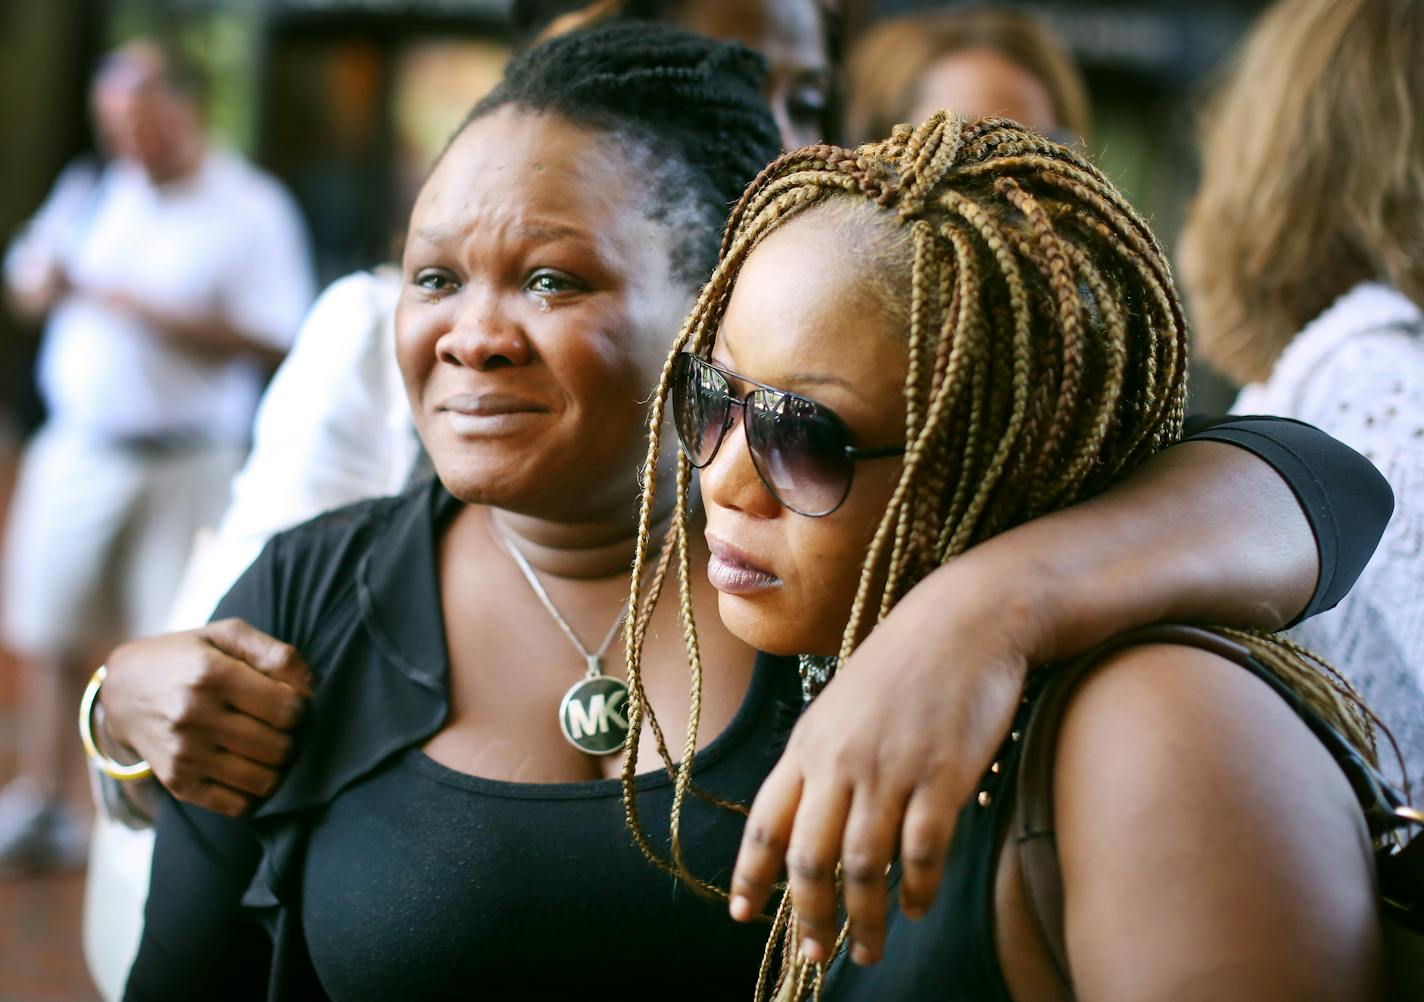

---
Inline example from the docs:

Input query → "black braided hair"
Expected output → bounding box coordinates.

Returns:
[457,21,782,283]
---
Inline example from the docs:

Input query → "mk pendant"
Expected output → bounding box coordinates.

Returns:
[558,675,630,755]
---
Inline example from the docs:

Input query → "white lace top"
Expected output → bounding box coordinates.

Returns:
[1234,283,1424,790]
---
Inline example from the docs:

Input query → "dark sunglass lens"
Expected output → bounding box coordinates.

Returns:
[747,392,853,516]
[671,354,730,467]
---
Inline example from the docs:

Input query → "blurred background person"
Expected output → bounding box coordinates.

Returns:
[520,0,840,148]
[0,40,313,879]
[845,5,1089,146]
[1179,0,1424,788]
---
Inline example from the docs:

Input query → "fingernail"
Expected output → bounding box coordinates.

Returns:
[850,942,874,966]
[730,895,752,921]
[799,938,824,963]
[902,905,925,921]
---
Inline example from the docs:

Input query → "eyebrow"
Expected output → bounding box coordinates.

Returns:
[517,223,590,244]
[782,371,858,394]
[713,335,859,396]
[411,224,463,245]
[412,222,592,246]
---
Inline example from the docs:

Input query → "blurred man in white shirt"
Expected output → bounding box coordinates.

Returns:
[0,40,314,876]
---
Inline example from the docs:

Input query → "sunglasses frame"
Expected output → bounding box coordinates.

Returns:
[670,351,905,517]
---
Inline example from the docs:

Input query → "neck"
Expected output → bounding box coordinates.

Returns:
[149,138,204,186]
[484,502,678,581]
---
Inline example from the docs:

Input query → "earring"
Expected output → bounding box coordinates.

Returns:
[797,655,839,703]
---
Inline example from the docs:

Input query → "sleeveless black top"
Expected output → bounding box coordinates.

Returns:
[822,691,1038,1001]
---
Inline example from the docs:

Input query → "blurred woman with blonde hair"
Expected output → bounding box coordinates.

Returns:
[1180,0,1424,786]
[846,6,1090,145]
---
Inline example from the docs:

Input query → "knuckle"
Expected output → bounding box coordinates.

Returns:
[901,822,949,867]
[730,871,768,895]
[238,773,267,797]
[172,726,205,754]
[274,695,305,730]
[795,909,835,932]
[841,849,887,886]
[248,738,285,767]
[785,849,832,883]
[239,739,270,764]
[187,677,224,710]
[849,914,886,940]
[901,841,943,870]
[831,744,872,777]
[744,823,788,854]
[212,792,247,817]
[173,696,207,729]
[783,725,812,756]
[192,655,227,692]
[170,747,205,776]
[268,641,299,671]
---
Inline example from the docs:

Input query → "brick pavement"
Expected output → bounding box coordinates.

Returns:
[0,449,101,1002]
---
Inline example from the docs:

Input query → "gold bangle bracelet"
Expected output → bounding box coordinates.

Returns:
[79,665,154,782]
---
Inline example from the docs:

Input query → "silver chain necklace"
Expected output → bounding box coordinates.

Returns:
[495,521,636,756]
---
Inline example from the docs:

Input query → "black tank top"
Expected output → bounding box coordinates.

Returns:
[822,690,1038,1001]
[301,651,800,999]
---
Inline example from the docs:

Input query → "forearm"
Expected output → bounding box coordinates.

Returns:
[5,264,66,322]
[143,305,285,366]
[125,794,270,999]
[946,440,1318,667]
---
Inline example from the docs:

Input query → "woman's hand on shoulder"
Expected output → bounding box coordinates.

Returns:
[729,559,1038,966]
[1053,643,1382,1002]
[102,619,312,817]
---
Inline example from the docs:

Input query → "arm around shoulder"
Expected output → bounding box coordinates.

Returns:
[1050,643,1383,1002]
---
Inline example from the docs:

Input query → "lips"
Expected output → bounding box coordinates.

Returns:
[435,393,547,437]
[437,393,546,417]
[705,533,782,596]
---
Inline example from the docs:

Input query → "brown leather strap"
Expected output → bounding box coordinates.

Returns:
[1011,624,1261,992]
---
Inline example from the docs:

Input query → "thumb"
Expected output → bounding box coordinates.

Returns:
[202,618,313,698]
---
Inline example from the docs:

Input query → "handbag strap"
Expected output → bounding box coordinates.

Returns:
[1011,623,1416,993]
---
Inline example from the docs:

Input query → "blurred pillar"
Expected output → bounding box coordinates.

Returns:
[0,0,104,438]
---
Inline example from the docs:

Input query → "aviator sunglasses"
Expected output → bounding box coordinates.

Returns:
[669,351,906,517]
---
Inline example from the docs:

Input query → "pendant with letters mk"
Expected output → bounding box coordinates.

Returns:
[558,655,630,755]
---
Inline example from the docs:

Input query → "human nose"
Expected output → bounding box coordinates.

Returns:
[436,287,532,370]
[699,401,781,519]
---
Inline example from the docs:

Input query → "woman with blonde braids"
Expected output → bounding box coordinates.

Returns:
[623,113,1386,1000]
